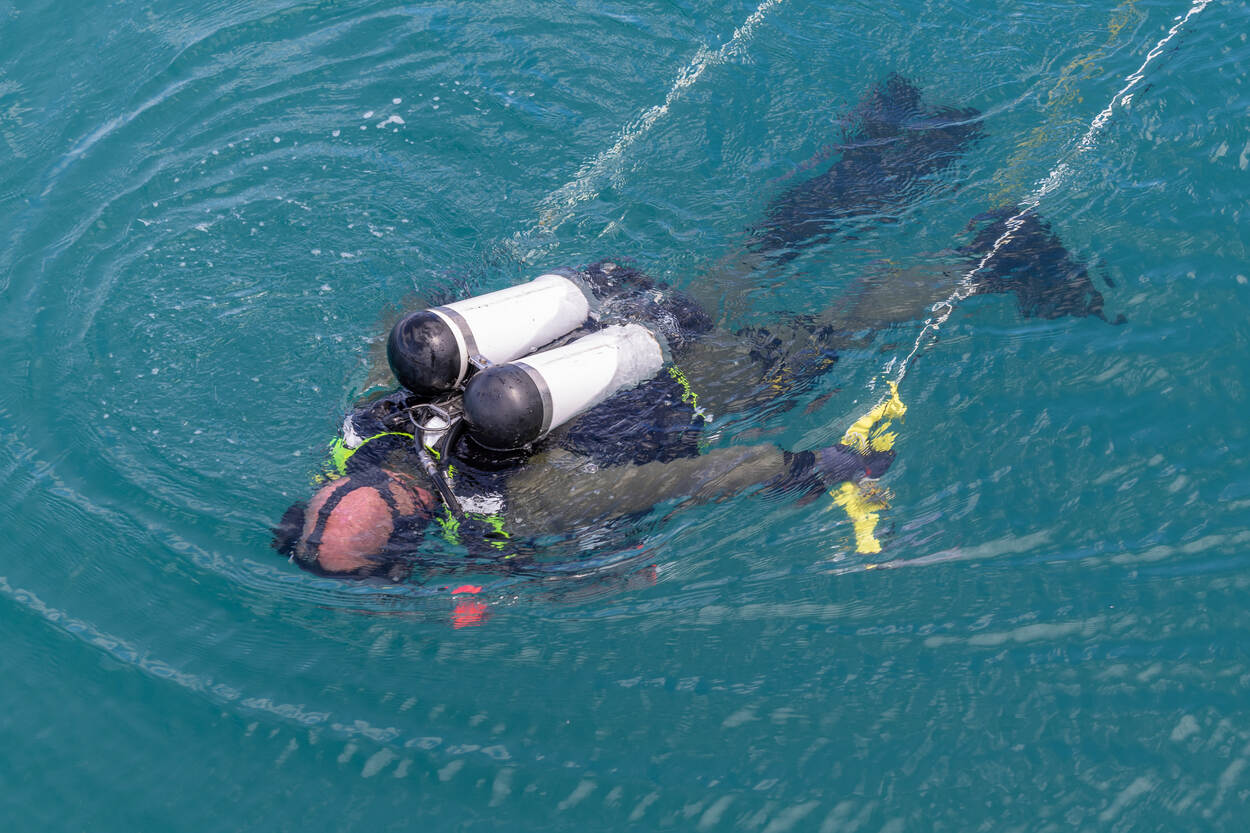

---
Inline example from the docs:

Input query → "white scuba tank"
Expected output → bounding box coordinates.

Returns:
[387,272,591,395]
[462,324,666,450]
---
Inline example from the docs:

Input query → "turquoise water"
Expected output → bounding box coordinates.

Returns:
[3,0,1249,829]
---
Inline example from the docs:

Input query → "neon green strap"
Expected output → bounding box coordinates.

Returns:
[316,431,414,483]
[668,365,712,424]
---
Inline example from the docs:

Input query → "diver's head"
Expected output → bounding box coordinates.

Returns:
[273,469,437,578]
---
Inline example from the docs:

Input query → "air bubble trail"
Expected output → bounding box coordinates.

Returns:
[885,0,1212,390]
[511,0,785,260]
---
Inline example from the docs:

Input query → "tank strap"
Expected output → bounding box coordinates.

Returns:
[477,512,513,551]
[317,431,414,483]
[434,509,512,550]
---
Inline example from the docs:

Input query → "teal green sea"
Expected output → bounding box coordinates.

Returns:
[3,0,1249,830]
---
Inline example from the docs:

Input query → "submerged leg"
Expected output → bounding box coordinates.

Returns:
[750,73,984,256]
[685,74,984,327]
[676,205,1117,420]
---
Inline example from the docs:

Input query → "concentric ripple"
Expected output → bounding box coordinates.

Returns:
[2,0,1249,829]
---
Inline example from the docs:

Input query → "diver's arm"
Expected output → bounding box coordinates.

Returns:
[503,441,888,537]
[502,444,789,536]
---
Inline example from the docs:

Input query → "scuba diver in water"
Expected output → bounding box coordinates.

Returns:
[274,74,1114,580]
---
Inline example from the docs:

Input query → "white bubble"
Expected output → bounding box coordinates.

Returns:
[392,97,402,104]
[273,136,281,143]
[332,129,340,137]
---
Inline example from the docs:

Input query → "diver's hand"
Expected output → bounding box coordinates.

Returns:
[774,444,894,496]
[814,443,894,485]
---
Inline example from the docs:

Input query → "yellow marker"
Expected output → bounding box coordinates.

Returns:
[832,381,906,554]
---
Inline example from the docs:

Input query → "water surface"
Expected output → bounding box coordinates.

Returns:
[2,0,1249,830]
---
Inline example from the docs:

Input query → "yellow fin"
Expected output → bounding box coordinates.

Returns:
[840,381,906,453]
[831,379,902,555]
[831,481,891,554]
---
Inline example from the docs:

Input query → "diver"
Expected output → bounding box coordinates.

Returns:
[275,261,900,579]
[273,74,1116,580]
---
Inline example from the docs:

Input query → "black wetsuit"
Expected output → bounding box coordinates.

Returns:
[325,261,810,560]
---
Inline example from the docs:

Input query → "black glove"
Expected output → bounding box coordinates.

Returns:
[814,443,895,484]
[776,443,894,497]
